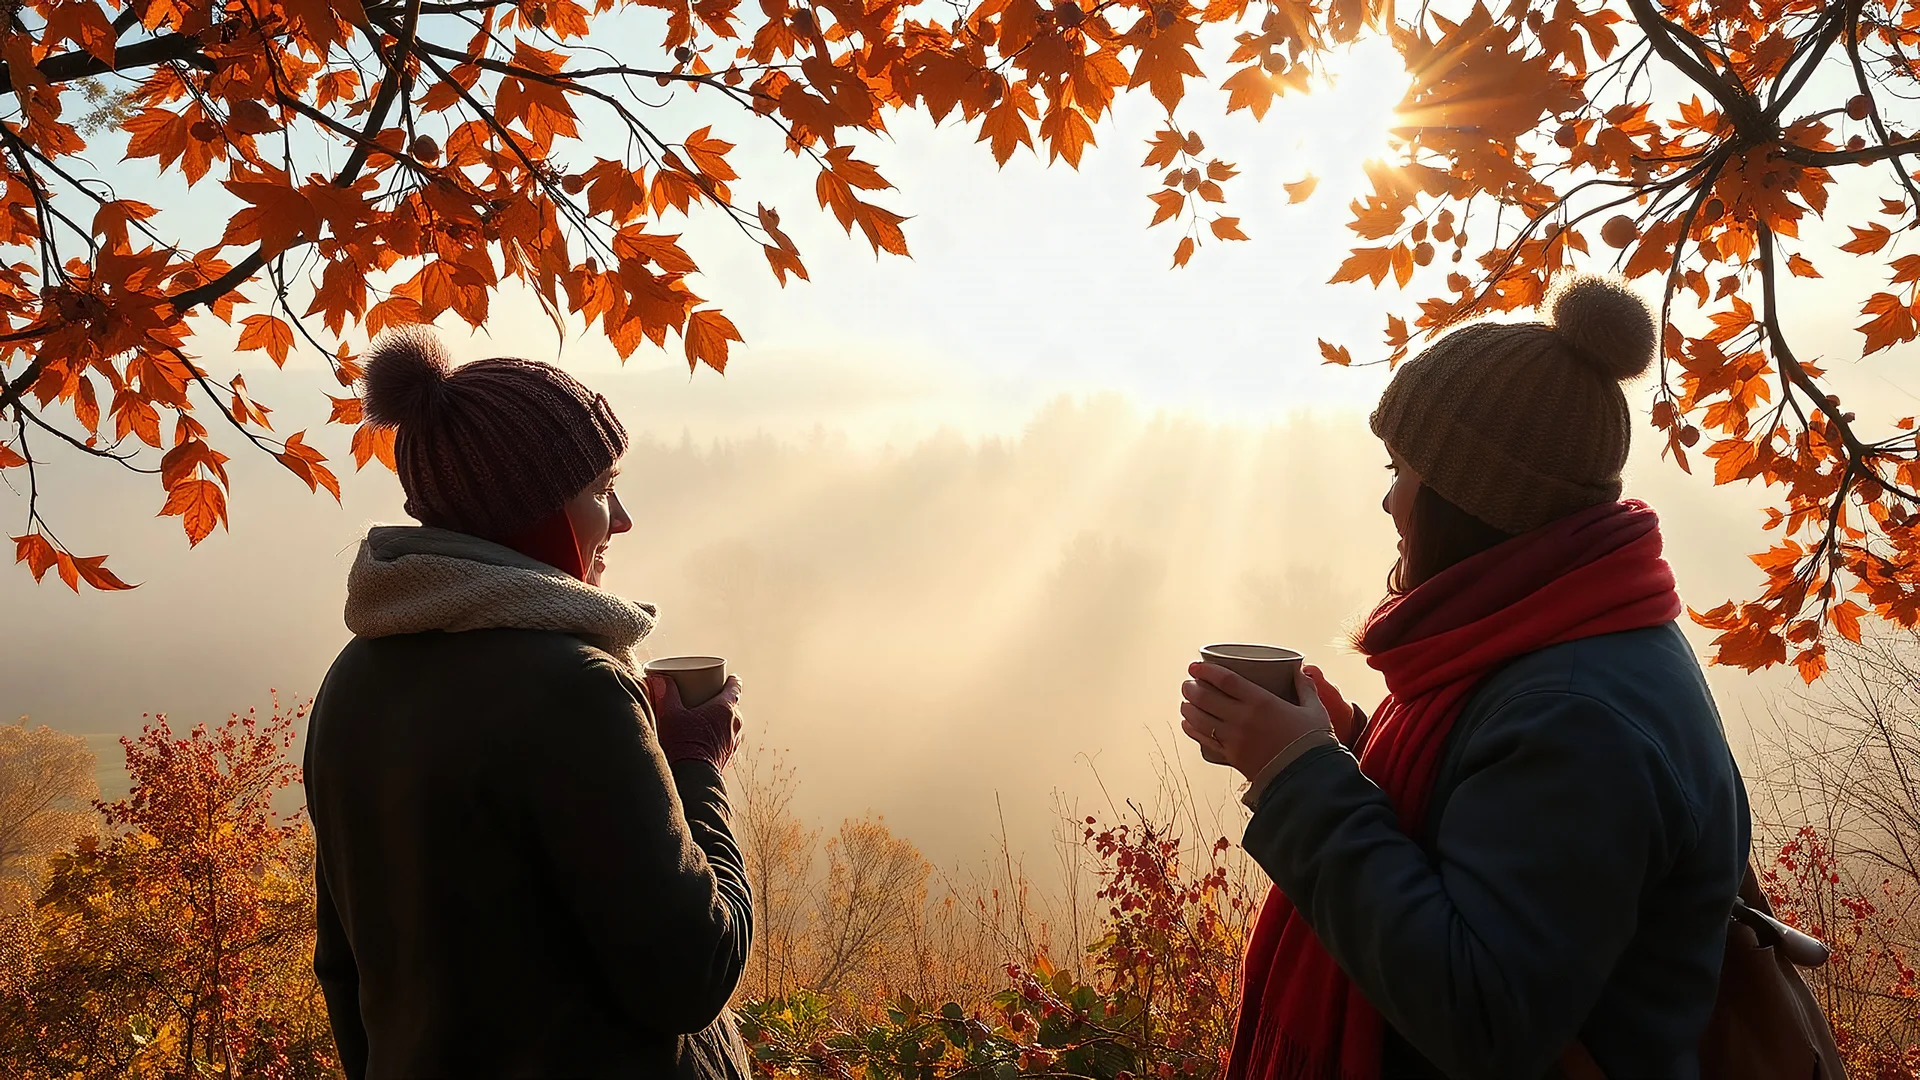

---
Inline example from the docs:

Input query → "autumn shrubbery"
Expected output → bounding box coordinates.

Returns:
[1751,629,1920,1080]
[0,706,337,1080]
[1761,825,1920,1080]
[728,745,1259,1078]
[736,814,1252,1079]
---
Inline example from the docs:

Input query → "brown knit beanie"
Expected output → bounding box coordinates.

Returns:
[1369,275,1657,534]
[360,327,629,542]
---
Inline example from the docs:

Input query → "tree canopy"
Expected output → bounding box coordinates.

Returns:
[0,0,1915,677]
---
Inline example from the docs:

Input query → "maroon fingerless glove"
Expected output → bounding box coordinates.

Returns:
[645,674,743,770]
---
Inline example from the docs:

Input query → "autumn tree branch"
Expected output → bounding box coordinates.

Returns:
[1624,0,1772,142]
[11,395,152,468]
[1656,150,1730,379]
[339,0,423,186]
[1843,0,1920,213]
[166,251,267,316]
[0,31,214,95]
[1756,219,1915,502]
[1783,138,1920,167]
[1766,0,1851,120]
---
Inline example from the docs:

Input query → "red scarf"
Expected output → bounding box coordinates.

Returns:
[1225,500,1683,1080]
[503,509,586,581]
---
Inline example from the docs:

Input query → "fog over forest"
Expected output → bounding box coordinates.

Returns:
[3,388,1785,868]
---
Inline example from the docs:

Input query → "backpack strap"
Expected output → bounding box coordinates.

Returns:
[1732,897,1830,968]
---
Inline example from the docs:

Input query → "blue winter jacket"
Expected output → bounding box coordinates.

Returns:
[1242,622,1749,1079]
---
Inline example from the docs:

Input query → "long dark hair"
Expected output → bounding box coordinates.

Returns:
[1387,483,1518,595]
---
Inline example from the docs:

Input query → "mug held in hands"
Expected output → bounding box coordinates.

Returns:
[1197,643,1304,703]
[642,656,743,769]
[642,655,728,707]
[1183,643,1330,777]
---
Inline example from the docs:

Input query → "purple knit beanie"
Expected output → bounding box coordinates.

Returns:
[360,327,629,541]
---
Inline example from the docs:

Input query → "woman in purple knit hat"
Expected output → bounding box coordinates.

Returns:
[304,327,752,1079]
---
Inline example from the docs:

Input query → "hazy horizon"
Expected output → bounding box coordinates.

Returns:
[3,386,1799,869]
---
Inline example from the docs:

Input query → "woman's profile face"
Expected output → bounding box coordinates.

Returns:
[1382,447,1420,559]
[564,464,632,586]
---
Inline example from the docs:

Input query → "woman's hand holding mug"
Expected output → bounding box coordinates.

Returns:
[646,673,744,770]
[1181,662,1346,780]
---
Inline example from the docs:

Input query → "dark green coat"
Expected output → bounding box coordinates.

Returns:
[306,627,753,1079]
[1243,622,1748,1079]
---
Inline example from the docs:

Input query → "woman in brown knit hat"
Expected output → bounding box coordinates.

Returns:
[1181,277,1748,1079]
[304,328,753,1079]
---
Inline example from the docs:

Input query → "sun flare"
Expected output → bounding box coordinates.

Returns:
[1285,38,1415,184]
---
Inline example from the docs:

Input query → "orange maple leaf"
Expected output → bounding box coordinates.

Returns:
[237,314,295,367]
[158,479,228,546]
[351,423,397,472]
[684,309,743,373]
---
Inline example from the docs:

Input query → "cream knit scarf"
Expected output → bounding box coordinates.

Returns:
[344,525,657,670]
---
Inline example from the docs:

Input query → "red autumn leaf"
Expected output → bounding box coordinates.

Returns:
[112,391,162,449]
[221,175,318,257]
[327,395,364,425]
[237,314,295,367]
[682,126,739,181]
[45,0,117,64]
[1040,107,1097,167]
[1222,65,1279,120]
[854,203,910,257]
[91,200,159,249]
[978,89,1038,165]
[276,431,340,501]
[1148,189,1184,228]
[1331,247,1394,286]
[73,377,100,435]
[1126,11,1203,112]
[684,309,743,373]
[1858,292,1917,356]
[12,533,58,582]
[72,554,136,590]
[1794,644,1828,683]
[1829,599,1865,644]
[351,423,397,472]
[1840,222,1892,255]
[159,439,231,491]
[1210,217,1249,241]
[824,147,891,192]
[614,229,700,273]
[52,550,79,591]
[158,479,229,546]
[1142,129,1185,169]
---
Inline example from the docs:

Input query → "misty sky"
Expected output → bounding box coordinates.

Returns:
[2,32,1911,867]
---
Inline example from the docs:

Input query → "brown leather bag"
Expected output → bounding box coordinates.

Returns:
[1558,862,1847,1080]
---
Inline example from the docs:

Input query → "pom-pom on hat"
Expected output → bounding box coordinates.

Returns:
[361,327,628,542]
[1368,273,1656,534]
